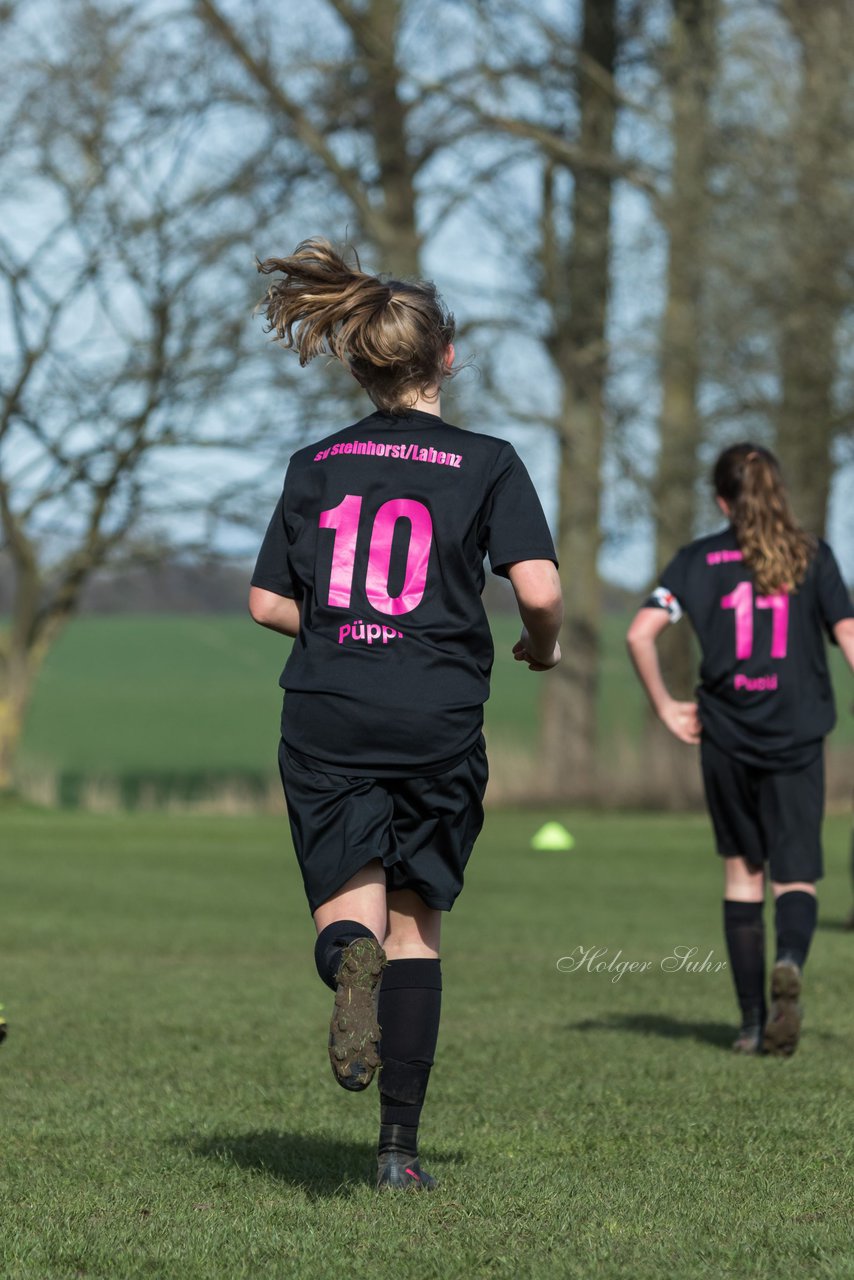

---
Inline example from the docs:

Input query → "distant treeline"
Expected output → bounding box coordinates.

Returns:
[0,554,251,616]
[0,552,642,618]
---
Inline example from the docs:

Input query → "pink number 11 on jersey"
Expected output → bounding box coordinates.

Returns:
[721,581,789,660]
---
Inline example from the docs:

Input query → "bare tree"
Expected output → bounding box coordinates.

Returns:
[0,0,302,789]
[776,0,854,535]
[436,1,635,797]
[196,0,424,277]
[636,0,719,803]
[193,0,499,460]
[536,0,620,797]
[701,0,854,535]
[651,0,718,657]
[405,0,671,797]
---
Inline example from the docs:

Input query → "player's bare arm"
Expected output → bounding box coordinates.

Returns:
[834,617,854,674]
[507,560,563,670]
[248,586,301,637]
[626,607,701,745]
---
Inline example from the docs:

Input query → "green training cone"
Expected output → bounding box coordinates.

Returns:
[531,821,575,851]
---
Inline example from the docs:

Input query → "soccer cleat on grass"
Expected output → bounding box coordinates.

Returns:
[328,936,386,1091]
[731,1022,763,1054]
[376,1152,437,1192]
[762,960,803,1058]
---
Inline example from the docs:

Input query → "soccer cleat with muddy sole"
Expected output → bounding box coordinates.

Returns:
[763,960,803,1058]
[731,1023,763,1055]
[328,936,386,1091]
[376,1152,437,1191]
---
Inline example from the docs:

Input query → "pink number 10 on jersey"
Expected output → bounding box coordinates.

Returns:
[319,494,433,616]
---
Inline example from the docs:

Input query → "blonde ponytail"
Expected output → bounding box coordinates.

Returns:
[713,443,816,593]
[256,238,456,413]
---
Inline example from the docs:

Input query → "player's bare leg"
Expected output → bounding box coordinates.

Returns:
[385,889,441,959]
[763,880,816,1058]
[722,857,767,1053]
[313,861,388,1091]
[724,857,765,903]
[313,860,388,940]
[375,890,442,1191]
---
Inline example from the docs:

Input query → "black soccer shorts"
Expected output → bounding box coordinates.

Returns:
[700,736,824,883]
[278,737,488,914]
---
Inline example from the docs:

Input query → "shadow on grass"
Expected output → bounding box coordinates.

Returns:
[817,918,854,933]
[567,1013,734,1050]
[567,1011,844,1049]
[178,1130,464,1198]
[179,1130,374,1197]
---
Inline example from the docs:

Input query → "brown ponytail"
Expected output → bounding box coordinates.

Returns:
[713,443,816,593]
[256,238,456,414]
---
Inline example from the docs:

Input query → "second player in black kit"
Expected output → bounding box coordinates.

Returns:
[628,444,854,1057]
[249,239,562,1191]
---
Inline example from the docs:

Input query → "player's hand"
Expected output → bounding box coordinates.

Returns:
[512,630,561,671]
[658,698,701,745]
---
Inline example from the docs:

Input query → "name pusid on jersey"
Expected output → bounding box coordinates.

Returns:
[734,673,778,691]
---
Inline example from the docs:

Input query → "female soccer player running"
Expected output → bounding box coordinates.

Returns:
[627,444,854,1057]
[249,240,562,1188]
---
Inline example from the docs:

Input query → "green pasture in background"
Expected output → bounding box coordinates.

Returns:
[16,614,854,777]
[2,807,852,1279]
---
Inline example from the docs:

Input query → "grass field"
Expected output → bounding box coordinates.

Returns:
[15,615,599,775]
[15,613,854,786]
[2,804,853,1279]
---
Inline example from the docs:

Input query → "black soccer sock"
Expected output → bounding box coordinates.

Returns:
[775,889,817,970]
[723,900,766,1026]
[377,958,442,1156]
[314,919,379,991]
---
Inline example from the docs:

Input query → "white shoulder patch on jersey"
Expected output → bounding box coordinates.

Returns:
[649,585,683,623]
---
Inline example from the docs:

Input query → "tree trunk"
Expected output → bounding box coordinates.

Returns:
[639,0,718,805]
[0,699,24,793]
[777,0,848,536]
[539,0,617,801]
[652,0,718,702]
[360,0,421,278]
[778,320,836,537]
[0,650,36,794]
